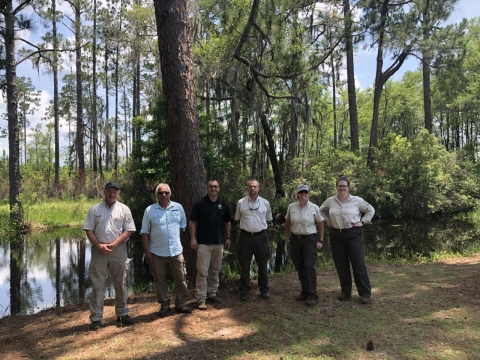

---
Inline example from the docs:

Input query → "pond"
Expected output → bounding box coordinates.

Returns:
[1,217,479,318]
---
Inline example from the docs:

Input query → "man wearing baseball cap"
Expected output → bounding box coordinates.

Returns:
[82,182,136,330]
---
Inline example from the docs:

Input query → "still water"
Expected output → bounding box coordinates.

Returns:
[1,217,479,318]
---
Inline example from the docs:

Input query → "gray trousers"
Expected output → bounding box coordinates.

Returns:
[89,243,129,322]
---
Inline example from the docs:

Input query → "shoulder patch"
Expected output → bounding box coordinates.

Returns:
[125,214,132,223]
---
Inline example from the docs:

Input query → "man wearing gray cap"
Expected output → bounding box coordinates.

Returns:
[82,182,136,330]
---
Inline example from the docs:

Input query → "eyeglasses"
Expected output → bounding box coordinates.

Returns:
[208,185,219,189]
[157,191,170,195]
[298,190,308,194]
[336,185,348,188]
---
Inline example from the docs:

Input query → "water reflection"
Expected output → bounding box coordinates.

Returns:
[0,217,479,318]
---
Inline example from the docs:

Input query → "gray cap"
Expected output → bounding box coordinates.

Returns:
[297,184,309,193]
[105,182,120,190]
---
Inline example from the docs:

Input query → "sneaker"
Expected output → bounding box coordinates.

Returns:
[116,315,134,325]
[89,321,101,331]
[361,296,372,305]
[338,291,352,301]
[197,301,207,310]
[260,291,270,299]
[175,306,192,314]
[207,296,222,304]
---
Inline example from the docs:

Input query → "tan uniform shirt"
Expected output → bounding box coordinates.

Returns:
[234,195,273,233]
[319,195,374,229]
[82,201,136,243]
[285,200,323,235]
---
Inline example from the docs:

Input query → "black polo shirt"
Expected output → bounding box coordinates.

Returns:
[190,195,232,245]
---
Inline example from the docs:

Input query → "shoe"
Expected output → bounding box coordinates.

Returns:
[116,315,134,325]
[338,292,352,301]
[158,307,170,318]
[175,306,192,314]
[240,292,249,301]
[361,296,372,304]
[207,296,222,304]
[260,291,270,299]
[89,321,101,331]
[296,294,308,301]
[197,301,207,310]
[306,299,318,306]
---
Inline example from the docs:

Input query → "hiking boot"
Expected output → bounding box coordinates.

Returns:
[240,292,249,301]
[306,299,318,306]
[207,296,222,304]
[158,307,170,318]
[296,294,308,301]
[116,315,134,325]
[260,291,270,299]
[197,301,207,310]
[361,296,372,305]
[89,321,101,331]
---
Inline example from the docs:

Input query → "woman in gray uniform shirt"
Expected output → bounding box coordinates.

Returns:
[319,176,375,304]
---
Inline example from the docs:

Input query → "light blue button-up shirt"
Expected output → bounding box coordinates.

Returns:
[140,201,187,257]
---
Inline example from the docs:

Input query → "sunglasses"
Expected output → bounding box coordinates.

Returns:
[157,191,170,195]
[298,190,309,194]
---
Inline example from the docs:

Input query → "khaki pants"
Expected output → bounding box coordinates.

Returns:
[89,243,129,322]
[195,244,224,302]
[150,253,189,309]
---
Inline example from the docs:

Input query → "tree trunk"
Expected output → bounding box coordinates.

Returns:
[53,0,60,194]
[92,0,98,173]
[343,0,359,150]
[154,0,206,283]
[75,3,85,190]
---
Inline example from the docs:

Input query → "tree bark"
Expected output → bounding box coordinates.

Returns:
[75,1,85,190]
[154,0,206,282]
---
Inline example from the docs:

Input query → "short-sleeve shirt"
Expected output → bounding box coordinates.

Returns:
[82,201,136,243]
[285,200,324,235]
[319,194,375,229]
[234,195,273,233]
[140,201,187,257]
[190,195,232,245]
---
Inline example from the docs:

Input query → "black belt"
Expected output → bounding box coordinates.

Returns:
[241,229,266,236]
[291,233,316,239]
[330,227,357,233]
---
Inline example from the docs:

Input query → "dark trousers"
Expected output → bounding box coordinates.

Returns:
[290,234,318,300]
[238,230,269,293]
[329,227,371,297]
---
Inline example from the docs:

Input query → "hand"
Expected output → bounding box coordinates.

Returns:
[326,220,332,228]
[98,243,113,256]
[224,239,231,250]
[316,242,323,250]
[285,236,290,245]
[144,251,153,265]
[190,238,198,251]
[353,221,363,227]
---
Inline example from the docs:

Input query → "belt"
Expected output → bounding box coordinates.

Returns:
[291,233,316,239]
[330,227,357,233]
[241,229,266,236]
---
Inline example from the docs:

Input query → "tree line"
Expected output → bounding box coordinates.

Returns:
[1,0,480,232]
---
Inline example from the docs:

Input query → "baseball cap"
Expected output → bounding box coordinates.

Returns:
[105,182,120,190]
[297,184,309,193]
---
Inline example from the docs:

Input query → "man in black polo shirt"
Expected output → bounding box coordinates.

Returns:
[189,180,232,310]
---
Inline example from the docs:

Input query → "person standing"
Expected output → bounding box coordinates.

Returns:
[82,182,136,331]
[140,183,192,317]
[235,179,273,301]
[285,184,324,306]
[319,176,375,304]
[189,180,232,310]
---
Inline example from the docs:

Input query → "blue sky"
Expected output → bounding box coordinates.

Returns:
[1,0,479,157]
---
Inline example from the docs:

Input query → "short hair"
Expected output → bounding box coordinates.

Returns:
[247,178,259,187]
[155,183,171,194]
[207,179,220,186]
[336,176,350,187]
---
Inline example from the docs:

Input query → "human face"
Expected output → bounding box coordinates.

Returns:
[156,185,171,204]
[207,181,220,198]
[297,190,309,203]
[247,181,260,198]
[104,187,119,207]
[336,181,349,195]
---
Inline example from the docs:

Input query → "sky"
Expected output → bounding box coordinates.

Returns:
[1,0,479,159]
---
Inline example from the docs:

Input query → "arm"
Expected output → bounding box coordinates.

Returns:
[285,219,291,245]
[189,220,198,251]
[316,221,324,250]
[224,221,231,249]
[141,233,153,265]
